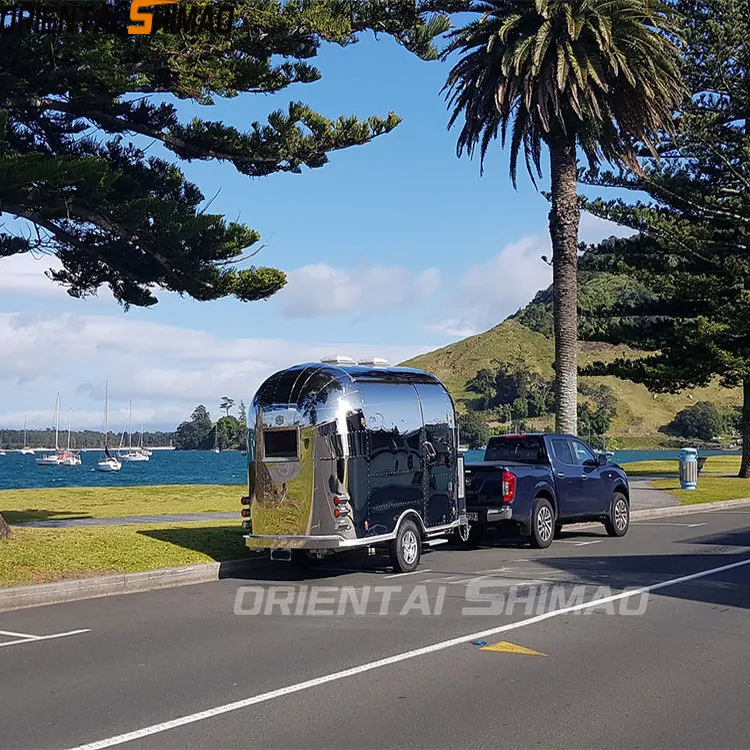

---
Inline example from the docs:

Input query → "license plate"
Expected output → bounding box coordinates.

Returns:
[467,512,478,522]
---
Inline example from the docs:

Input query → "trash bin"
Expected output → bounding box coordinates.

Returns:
[679,448,698,490]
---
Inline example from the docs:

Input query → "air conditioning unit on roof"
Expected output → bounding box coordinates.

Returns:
[321,355,356,365]
[357,357,390,367]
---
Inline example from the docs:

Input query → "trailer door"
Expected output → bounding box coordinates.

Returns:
[414,383,458,527]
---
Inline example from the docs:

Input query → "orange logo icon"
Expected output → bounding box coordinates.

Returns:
[128,0,178,34]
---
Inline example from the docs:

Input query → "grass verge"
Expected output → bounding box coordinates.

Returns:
[622,456,741,477]
[0,484,244,524]
[650,477,750,505]
[0,521,248,588]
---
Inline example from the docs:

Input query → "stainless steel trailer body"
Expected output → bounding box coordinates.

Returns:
[243,360,467,571]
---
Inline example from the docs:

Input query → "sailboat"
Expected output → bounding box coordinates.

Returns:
[58,409,81,466]
[212,426,220,453]
[0,435,5,456]
[36,394,63,465]
[119,403,149,462]
[96,382,121,472]
[19,415,35,454]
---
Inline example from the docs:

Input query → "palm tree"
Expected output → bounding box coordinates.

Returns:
[443,0,685,434]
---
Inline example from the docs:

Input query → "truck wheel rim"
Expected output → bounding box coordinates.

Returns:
[614,499,628,531]
[402,530,418,565]
[537,506,553,542]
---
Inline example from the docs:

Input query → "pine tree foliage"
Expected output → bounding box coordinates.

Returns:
[0,0,457,306]
[579,0,750,473]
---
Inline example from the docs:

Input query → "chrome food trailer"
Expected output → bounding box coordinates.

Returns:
[241,357,468,572]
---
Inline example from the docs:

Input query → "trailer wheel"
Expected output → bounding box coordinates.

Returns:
[390,519,422,573]
[529,498,555,549]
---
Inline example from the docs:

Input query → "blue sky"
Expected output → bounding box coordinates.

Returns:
[0,32,623,432]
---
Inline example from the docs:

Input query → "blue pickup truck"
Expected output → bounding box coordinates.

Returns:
[463,433,630,548]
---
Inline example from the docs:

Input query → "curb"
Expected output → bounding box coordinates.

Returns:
[2,498,750,613]
[0,557,256,613]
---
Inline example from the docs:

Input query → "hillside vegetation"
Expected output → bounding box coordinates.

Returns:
[403,276,740,444]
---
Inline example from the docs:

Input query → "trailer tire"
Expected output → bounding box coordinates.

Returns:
[390,519,422,573]
[529,497,555,549]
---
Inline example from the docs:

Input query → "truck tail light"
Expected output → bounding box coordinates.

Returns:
[502,470,517,503]
[240,496,251,506]
[241,508,251,518]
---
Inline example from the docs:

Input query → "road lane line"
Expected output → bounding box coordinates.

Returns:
[574,540,604,547]
[0,629,90,649]
[71,556,750,750]
[633,522,708,528]
[384,570,432,579]
[0,629,38,639]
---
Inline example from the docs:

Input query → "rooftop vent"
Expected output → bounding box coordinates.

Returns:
[321,355,356,365]
[357,357,390,367]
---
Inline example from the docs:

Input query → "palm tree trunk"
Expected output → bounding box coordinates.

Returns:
[739,376,750,478]
[548,135,580,435]
[0,512,11,540]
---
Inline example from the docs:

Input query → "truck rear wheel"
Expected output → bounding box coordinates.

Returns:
[529,498,555,549]
[390,519,422,573]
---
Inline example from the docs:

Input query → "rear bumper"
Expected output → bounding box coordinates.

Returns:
[245,534,343,550]
[466,505,513,524]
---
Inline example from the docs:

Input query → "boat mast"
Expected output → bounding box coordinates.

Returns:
[23,414,27,447]
[67,408,72,451]
[128,401,133,450]
[104,381,110,458]
[54,393,60,451]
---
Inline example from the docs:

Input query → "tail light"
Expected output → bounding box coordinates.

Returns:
[502,470,517,503]
[240,496,251,506]
[241,508,251,518]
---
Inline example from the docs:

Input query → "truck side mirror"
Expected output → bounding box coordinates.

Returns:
[598,453,608,466]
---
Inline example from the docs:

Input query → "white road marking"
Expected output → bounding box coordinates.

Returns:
[0,629,37,639]
[556,539,604,545]
[633,522,708,528]
[71,556,750,750]
[475,567,514,574]
[0,629,90,649]
[384,570,431,579]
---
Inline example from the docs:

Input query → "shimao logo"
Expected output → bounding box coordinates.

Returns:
[128,0,177,34]
[0,1,237,36]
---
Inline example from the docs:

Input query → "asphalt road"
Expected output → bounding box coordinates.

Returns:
[2,507,749,749]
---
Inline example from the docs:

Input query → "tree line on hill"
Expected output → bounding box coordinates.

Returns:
[0,428,174,450]
[173,399,248,451]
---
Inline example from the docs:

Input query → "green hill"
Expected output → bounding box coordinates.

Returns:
[402,281,740,446]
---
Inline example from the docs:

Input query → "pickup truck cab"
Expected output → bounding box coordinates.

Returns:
[463,433,630,548]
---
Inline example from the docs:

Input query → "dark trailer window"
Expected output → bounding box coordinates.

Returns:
[263,429,299,460]
[485,436,547,464]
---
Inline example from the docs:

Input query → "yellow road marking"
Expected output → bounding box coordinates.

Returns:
[481,641,547,656]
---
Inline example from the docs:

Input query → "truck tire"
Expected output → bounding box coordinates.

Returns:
[529,497,555,549]
[390,519,422,573]
[604,492,629,537]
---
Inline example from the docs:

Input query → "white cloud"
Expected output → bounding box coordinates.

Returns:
[0,312,428,430]
[280,262,441,318]
[0,253,66,297]
[579,212,635,244]
[452,234,553,333]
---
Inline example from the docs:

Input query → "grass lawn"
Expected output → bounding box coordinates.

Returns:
[650,477,750,505]
[0,484,244,524]
[0,521,249,588]
[622,455,741,477]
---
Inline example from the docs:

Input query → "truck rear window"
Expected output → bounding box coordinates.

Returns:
[484,436,546,464]
[263,429,299,460]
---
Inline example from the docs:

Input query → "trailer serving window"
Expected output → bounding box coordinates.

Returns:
[262,428,299,461]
